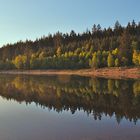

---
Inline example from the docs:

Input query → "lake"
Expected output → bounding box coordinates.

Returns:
[0,74,140,140]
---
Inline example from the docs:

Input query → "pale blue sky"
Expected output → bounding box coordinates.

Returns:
[0,0,140,47]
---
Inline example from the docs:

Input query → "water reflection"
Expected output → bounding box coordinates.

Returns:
[0,75,140,124]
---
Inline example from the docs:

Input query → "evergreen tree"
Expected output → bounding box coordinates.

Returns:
[119,30,132,65]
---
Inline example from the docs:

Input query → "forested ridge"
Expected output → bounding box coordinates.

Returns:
[0,20,140,70]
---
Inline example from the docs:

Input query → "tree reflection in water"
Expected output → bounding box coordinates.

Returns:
[0,74,140,124]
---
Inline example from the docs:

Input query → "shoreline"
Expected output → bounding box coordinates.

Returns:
[0,67,140,79]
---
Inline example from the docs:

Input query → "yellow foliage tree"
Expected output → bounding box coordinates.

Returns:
[132,50,140,66]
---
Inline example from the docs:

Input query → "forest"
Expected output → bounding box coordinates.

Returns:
[0,20,140,70]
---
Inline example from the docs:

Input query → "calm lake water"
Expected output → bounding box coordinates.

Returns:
[0,74,140,140]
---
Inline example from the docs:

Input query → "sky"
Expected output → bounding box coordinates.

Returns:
[0,0,140,47]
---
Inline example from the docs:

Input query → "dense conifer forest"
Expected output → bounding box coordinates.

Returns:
[0,20,140,70]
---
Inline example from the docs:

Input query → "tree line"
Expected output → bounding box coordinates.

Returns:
[0,20,140,70]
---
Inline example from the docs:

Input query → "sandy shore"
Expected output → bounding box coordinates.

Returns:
[0,67,140,79]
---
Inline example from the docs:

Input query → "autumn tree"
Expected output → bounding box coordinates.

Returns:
[89,52,98,68]
[56,47,62,57]
[107,53,114,67]
[132,50,140,66]
[14,55,24,69]
[115,58,120,67]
